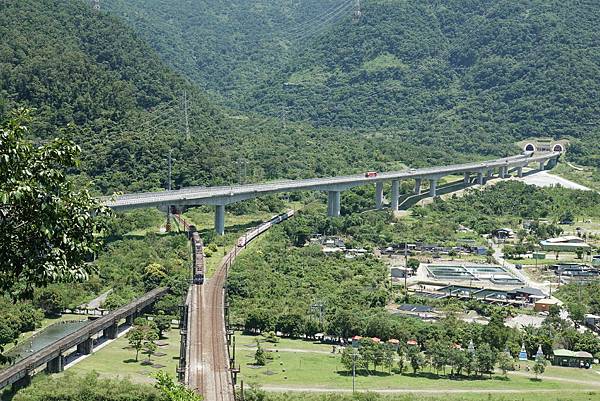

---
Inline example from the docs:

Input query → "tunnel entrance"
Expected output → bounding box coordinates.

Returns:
[524,143,536,152]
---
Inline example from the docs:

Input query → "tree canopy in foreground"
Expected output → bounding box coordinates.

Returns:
[0,110,109,299]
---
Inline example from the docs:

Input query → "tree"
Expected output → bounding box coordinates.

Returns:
[154,313,172,339]
[144,330,159,362]
[397,345,407,374]
[496,352,514,377]
[34,287,67,317]
[126,326,146,362]
[568,303,586,324]
[383,345,395,373]
[533,356,547,380]
[407,258,420,271]
[341,346,358,372]
[254,342,266,366]
[407,346,425,375]
[428,341,448,375]
[475,343,497,377]
[0,109,110,299]
[154,371,203,401]
[143,263,167,289]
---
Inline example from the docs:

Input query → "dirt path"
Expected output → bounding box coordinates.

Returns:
[508,370,600,386]
[261,385,599,394]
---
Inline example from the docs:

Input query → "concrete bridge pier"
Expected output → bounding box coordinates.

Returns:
[517,167,523,178]
[391,180,399,211]
[463,172,470,185]
[103,323,118,340]
[46,354,64,373]
[539,161,545,171]
[327,191,341,217]
[77,338,94,355]
[12,374,31,389]
[215,204,225,235]
[414,178,422,195]
[486,169,493,181]
[375,182,384,209]
[477,172,484,185]
[547,158,558,169]
[126,313,137,325]
[429,179,438,197]
[500,166,508,179]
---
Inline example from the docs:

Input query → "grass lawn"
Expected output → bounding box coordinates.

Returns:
[553,163,600,192]
[234,333,600,393]
[67,327,180,384]
[4,314,84,353]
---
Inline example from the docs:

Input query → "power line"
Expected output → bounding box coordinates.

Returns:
[286,1,354,35]
[288,2,355,41]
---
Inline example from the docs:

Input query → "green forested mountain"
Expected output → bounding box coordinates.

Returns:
[1,0,489,194]
[104,0,600,166]
[103,0,345,101]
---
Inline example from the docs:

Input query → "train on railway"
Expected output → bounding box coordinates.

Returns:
[189,226,205,285]
[237,210,295,247]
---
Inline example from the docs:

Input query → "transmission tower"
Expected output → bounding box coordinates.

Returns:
[182,90,190,141]
[353,0,362,21]
[91,0,100,11]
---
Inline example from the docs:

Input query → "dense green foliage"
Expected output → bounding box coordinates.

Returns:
[556,280,600,317]
[97,232,189,309]
[422,181,600,235]
[1,0,484,196]
[8,372,162,401]
[105,0,600,167]
[103,0,342,101]
[0,110,109,299]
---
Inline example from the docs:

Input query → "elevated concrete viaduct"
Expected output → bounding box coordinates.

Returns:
[105,152,560,235]
[0,287,168,389]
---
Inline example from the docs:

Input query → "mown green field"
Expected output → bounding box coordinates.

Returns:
[66,327,180,384]
[234,333,600,393]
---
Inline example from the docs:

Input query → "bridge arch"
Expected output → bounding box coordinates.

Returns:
[524,143,536,152]
[553,143,564,152]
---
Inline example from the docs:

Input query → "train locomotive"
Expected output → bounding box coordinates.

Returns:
[237,210,295,248]
[189,226,205,285]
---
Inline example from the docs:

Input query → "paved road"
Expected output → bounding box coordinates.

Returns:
[107,153,560,210]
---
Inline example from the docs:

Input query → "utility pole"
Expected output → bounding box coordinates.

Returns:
[404,242,409,302]
[165,150,175,232]
[168,150,173,191]
[183,90,190,141]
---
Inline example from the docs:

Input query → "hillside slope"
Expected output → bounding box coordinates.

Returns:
[246,0,600,164]
[2,0,479,194]
[103,0,345,101]
[104,0,600,166]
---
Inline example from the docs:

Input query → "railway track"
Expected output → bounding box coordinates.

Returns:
[187,211,295,401]
[188,262,233,401]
